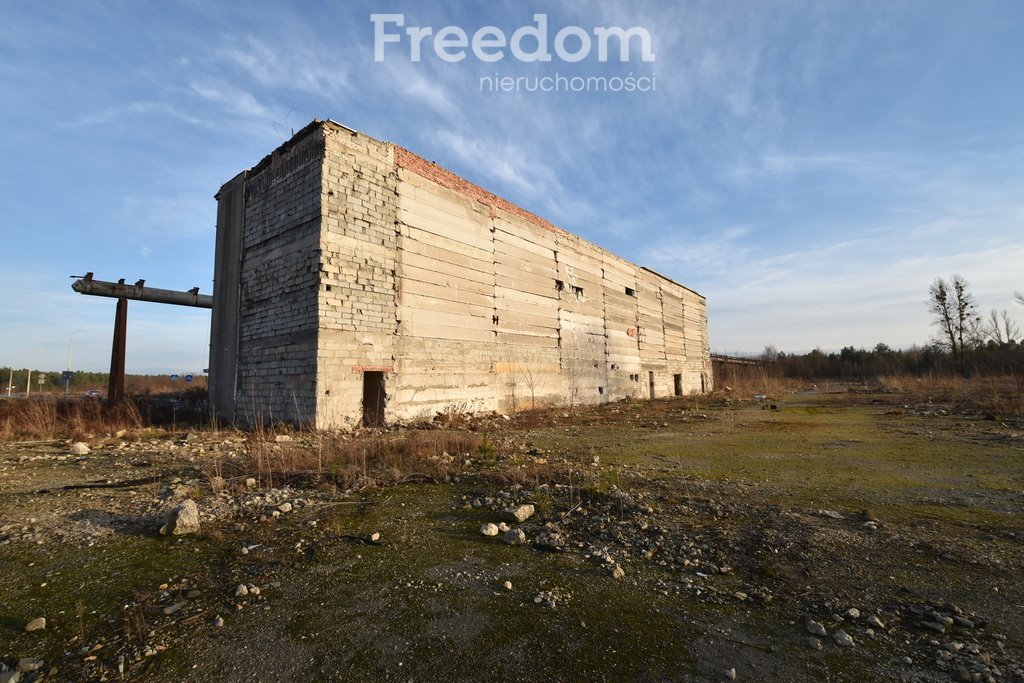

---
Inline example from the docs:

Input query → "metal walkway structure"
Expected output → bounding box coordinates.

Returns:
[70,273,212,406]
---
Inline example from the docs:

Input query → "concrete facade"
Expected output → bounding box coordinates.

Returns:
[209,120,711,427]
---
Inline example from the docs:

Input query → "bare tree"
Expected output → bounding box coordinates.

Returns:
[1002,309,1020,343]
[1016,290,1024,307]
[983,308,1021,345]
[983,309,1005,344]
[927,274,980,373]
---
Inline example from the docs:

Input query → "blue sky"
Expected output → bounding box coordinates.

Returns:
[2,0,1022,373]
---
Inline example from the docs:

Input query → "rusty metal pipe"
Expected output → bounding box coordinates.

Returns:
[71,276,212,308]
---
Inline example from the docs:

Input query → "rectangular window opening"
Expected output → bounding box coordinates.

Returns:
[625,286,635,297]
[555,279,565,291]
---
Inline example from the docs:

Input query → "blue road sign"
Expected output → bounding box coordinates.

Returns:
[170,374,179,381]
[184,374,193,383]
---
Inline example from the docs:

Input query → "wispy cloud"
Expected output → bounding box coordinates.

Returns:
[63,100,206,128]
[214,35,350,97]
[189,81,275,121]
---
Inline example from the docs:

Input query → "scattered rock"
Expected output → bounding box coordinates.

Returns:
[815,509,843,519]
[807,637,822,650]
[0,672,20,683]
[235,584,249,598]
[499,504,535,523]
[24,617,46,632]
[834,630,855,648]
[162,601,187,616]
[70,442,90,455]
[245,478,257,488]
[610,564,625,579]
[277,502,293,513]
[160,499,201,536]
[899,656,913,665]
[866,614,885,629]
[214,615,225,628]
[369,532,381,543]
[845,608,861,619]
[275,434,292,442]
[503,581,513,591]
[806,618,827,637]
[502,528,527,545]
[922,620,946,634]
[480,523,499,537]
[16,659,43,673]
[724,667,737,680]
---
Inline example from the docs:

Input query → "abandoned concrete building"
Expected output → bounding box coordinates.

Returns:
[208,119,711,427]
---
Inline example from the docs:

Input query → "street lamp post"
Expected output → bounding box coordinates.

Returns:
[65,330,86,397]
[24,348,41,398]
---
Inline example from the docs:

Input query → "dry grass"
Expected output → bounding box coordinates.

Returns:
[878,373,1024,415]
[228,427,490,491]
[710,369,805,398]
[0,398,146,440]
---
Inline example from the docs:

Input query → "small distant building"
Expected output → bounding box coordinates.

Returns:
[209,120,710,427]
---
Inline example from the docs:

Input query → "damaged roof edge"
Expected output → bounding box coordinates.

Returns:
[226,119,706,300]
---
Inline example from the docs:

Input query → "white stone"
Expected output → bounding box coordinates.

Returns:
[70,442,90,455]
[480,523,499,537]
[160,499,201,536]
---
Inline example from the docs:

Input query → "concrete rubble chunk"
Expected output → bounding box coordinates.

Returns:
[805,618,827,638]
[16,659,43,673]
[480,523,499,537]
[160,499,201,536]
[24,617,46,632]
[70,442,90,455]
[502,528,527,545]
[834,630,855,647]
[499,504,535,523]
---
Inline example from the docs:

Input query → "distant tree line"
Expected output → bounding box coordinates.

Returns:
[758,342,1022,380]
[1,369,206,396]
[751,275,1023,380]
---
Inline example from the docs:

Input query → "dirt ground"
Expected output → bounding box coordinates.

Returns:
[1,386,1022,682]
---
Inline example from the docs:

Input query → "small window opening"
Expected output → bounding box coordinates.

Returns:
[598,386,604,395]
[555,279,564,291]
[625,286,635,297]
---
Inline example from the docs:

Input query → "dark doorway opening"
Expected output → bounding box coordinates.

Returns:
[673,373,682,396]
[362,371,386,427]
[701,373,706,394]
[648,371,655,399]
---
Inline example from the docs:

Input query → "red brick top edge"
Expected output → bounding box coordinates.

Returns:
[393,146,570,239]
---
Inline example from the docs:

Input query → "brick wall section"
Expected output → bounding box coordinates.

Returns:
[234,127,325,424]
[315,127,400,427]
